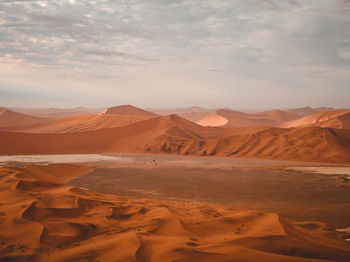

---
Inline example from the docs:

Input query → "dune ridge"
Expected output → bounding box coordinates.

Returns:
[0,164,349,261]
[0,114,350,163]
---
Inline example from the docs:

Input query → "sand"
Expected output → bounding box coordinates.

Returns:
[1,163,350,261]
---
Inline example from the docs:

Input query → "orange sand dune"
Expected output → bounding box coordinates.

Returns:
[0,114,350,163]
[198,109,300,127]
[0,164,349,261]
[0,108,50,128]
[103,105,158,116]
[4,113,155,133]
[280,109,350,129]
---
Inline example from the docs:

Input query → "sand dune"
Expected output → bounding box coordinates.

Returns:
[0,108,50,128]
[0,114,350,163]
[11,107,103,120]
[2,105,158,133]
[149,106,214,122]
[280,109,350,129]
[4,113,155,133]
[0,164,349,261]
[198,109,300,127]
[103,105,158,117]
[287,106,335,117]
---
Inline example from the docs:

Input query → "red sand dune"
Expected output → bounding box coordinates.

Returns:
[0,164,349,261]
[198,109,300,127]
[1,114,350,163]
[103,105,158,117]
[280,109,350,129]
[0,108,50,128]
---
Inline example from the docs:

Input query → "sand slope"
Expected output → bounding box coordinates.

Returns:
[198,109,300,127]
[0,164,349,261]
[0,115,350,163]
[0,108,50,128]
[280,110,350,129]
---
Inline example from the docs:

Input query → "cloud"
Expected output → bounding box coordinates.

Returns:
[0,0,349,108]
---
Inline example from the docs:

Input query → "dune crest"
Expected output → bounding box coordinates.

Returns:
[0,164,349,261]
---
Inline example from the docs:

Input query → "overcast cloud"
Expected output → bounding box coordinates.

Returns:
[0,0,349,108]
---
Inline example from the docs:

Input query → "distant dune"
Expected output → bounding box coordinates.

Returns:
[0,108,50,128]
[198,109,300,127]
[287,106,335,117]
[4,105,158,133]
[104,105,158,116]
[149,106,214,122]
[1,164,349,261]
[280,109,350,129]
[1,114,350,163]
[11,107,103,119]
[5,114,155,133]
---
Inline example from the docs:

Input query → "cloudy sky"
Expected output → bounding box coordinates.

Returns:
[0,0,349,109]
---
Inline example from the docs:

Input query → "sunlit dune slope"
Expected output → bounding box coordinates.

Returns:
[280,109,350,129]
[0,108,50,128]
[1,114,350,163]
[0,164,349,261]
[198,109,300,127]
